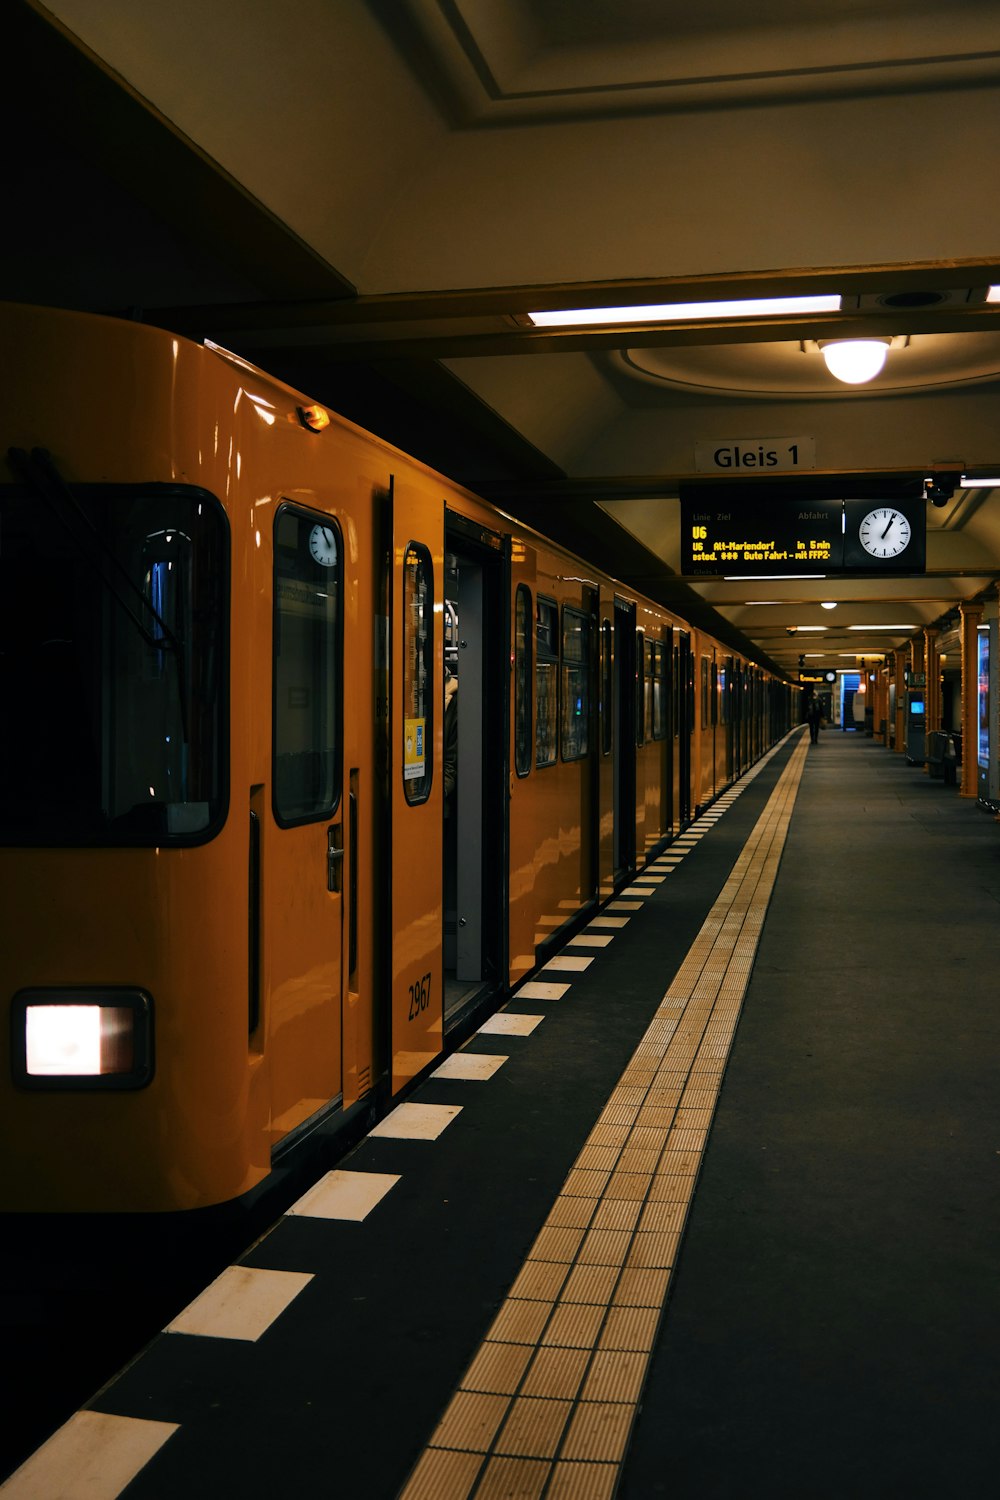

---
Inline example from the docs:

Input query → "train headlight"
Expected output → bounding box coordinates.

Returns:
[11,989,154,1090]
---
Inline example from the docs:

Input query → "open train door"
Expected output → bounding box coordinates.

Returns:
[613,595,638,880]
[388,478,444,1093]
[597,584,616,896]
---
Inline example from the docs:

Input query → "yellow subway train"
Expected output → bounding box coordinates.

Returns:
[0,302,793,1213]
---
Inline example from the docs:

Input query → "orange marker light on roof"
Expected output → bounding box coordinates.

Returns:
[297,403,330,432]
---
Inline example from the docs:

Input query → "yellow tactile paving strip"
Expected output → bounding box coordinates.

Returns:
[398,736,809,1500]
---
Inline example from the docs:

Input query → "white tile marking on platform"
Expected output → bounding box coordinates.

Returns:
[0,1411,179,1500]
[370,1102,463,1139]
[536,915,562,927]
[608,900,644,911]
[631,875,665,885]
[479,1013,543,1036]
[518,981,571,1000]
[589,916,630,929]
[287,1170,401,1222]
[621,886,653,898]
[544,955,594,972]
[558,899,582,910]
[569,933,614,948]
[166,1266,314,1342]
[431,1053,508,1081]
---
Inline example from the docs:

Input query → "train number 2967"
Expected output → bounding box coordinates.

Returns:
[408,971,432,1020]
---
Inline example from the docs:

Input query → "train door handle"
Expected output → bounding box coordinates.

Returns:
[327,824,344,892]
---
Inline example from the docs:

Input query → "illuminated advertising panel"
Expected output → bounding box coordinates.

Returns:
[978,626,990,769]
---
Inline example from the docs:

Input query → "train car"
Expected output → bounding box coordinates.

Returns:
[0,303,791,1215]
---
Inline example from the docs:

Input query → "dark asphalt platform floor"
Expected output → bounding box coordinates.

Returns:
[621,729,1000,1499]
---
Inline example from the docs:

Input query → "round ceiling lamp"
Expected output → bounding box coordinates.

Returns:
[820,339,891,385]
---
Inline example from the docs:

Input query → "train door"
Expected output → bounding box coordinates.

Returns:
[674,628,693,826]
[389,480,444,1092]
[442,516,507,1024]
[598,587,616,894]
[723,656,735,780]
[264,503,345,1142]
[613,596,637,878]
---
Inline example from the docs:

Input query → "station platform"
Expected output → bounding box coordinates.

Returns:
[5,727,1000,1499]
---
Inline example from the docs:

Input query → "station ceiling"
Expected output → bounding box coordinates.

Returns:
[7,0,1000,678]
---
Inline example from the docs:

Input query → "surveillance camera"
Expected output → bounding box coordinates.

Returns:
[925,475,956,507]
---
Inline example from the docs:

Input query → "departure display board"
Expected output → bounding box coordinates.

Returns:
[682,498,842,576]
[680,490,925,576]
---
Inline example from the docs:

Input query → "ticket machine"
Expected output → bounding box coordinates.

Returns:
[904,682,926,765]
[977,622,1000,809]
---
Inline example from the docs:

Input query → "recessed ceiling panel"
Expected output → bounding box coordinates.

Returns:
[620,333,1000,400]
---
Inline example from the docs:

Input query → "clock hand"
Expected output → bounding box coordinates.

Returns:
[880,515,895,539]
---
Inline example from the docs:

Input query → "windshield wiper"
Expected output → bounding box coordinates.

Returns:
[7,446,186,655]
[7,446,190,740]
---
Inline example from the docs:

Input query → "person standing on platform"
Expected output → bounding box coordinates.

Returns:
[806,695,823,744]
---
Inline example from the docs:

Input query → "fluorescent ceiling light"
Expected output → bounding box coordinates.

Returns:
[725,574,826,580]
[987,286,1000,303]
[793,626,827,632]
[821,601,838,610]
[847,624,913,631]
[960,474,1000,487]
[526,293,842,328]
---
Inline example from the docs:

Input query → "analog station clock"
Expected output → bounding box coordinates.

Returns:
[858,506,912,559]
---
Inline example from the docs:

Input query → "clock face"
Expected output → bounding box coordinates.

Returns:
[858,507,911,559]
[308,523,338,568]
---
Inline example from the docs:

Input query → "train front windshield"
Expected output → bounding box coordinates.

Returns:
[0,483,227,846]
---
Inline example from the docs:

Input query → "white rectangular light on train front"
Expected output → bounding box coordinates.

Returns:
[26,1005,103,1075]
[525,294,842,328]
[13,990,153,1089]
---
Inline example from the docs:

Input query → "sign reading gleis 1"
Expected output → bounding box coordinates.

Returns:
[695,437,815,474]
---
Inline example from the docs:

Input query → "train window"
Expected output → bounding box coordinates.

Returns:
[644,636,655,742]
[273,506,343,825]
[701,656,711,729]
[561,606,591,761]
[651,640,667,740]
[514,584,532,776]
[672,641,680,739]
[402,542,434,805]
[0,481,227,847]
[535,595,558,768]
[720,661,730,724]
[635,630,646,747]
[601,619,612,756]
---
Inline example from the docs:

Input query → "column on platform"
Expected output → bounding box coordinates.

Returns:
[959,600,983,798]
[874,658,890,744]
[893,648,907,752]
[924,627,940,735]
